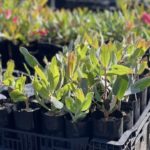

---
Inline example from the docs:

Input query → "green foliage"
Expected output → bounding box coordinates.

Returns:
[113,75,129,100]
[9,76,27,103]
[32,55,69,112]
[20,47,43,69]
[65,88,94,122]
[0,0,49,45]
[3,60,15,86]
[125,77,150,95]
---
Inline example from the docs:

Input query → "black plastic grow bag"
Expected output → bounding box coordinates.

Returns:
[0,101,149,150]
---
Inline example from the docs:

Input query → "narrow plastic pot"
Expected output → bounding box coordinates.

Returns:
[13,102,40,132]
[65,116,91,138]
[41,111,65,137]
[13,102,40,150]
[40,111,65,149]
[129,94,140,124]
[121,101,133,131]
[0,103,14,147]
[92,110,123,140]
[0,103,14,128]
[147,87,150,103]
[140,89,148,114]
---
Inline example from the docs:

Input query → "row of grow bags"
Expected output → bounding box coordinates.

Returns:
[48,0,117,10]
[0,92,149,150]
[48,0,149,10]
[0,41,62,72]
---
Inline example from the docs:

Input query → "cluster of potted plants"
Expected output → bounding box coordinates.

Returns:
[0,0,150,70]
[0,34,150,143]
[0,1,150,149]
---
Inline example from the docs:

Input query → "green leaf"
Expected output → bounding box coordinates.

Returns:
[50,96,63,109]
[132,77,150,92]
[47,57,60,91]
[74,88,85,103]
[65,97,75,113]
[33,76,49,99]
[20,47,43,69]
[34,66,48,85]
[15,76,26,92]
[100,43,111,68]
[107,65,133,75]
[10,90,27,102]
[77,45,88,60]
[84,33,93,45]
[80,78,88,95]
[56,83,72,99]
[90,52,99,70]
[113,75,128,100]
[125,77,150,95]
[128,48,145,66]
[3,77,14,87]
[81,92,93,111]
[67,52,77,78]
[3,60,15,80]
[38,87,49,99]
[137,61,148,75]
[32,77,42,92]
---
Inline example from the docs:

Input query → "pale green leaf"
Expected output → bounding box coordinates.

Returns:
[47,57,60,91]
[50,96,63,109]
[107,65,133,75]
[113,75,128,100]
[10,90,27,103]
[100,44,111,68]
[81,92,93,111]
[34,66,48,84]
[15,76,26,92]
[3,60,15,80]
[74,88,85,103]
[20,47,43,69]
[125,77,150,95]
[65,97,75,112]
[137,61,148,75]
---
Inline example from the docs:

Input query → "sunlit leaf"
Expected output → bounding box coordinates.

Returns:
[107,65,133,75]
[81,92,93,111]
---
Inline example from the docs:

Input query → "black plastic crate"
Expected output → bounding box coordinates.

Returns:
[0,128,89,150]
[0,100,149,150]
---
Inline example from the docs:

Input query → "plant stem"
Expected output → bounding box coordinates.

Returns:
[25,98,29,110]
[104,67,109,119]
[104,67,107,101]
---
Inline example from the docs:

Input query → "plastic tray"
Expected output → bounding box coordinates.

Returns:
[0,96,149,150]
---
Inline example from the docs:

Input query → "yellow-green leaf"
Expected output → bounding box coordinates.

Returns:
[100,43,111,68]
[107,65,133,75]
[137,61,148,75]
[74,88,85,103]
[34,66,48,84]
